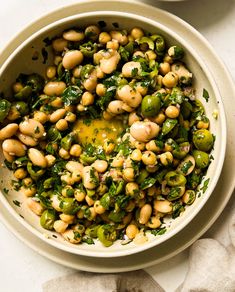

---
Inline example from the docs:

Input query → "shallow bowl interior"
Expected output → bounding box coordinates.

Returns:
[0,11,226,257]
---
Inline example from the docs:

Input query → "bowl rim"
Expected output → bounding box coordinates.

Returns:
[0,9,227,258]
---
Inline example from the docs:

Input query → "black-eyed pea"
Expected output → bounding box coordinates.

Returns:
[74,189,86,202]
[126,224,139,240]
[52,38,68,52]
[63,29,85,42]
[43,81,66,96]
[165,105,180,118]
[117,85,142,108]
[146,165,158,173]
[162,72,179,88]
[61,172,74,185]
[96,66,105,79]
[122,61,142,78]
[197,120,209,129]
[125,200,136,212]
[14,168,27,179]
[53,220,68,233]
[94,200,106,215]
[49,108,66,123]
[59,213,75,224]
[125,182,139,196]
[128,112,141,126]
[123,167,135,182]
[81,91,95,106]
[12,82,23,93]
[154,200,173,213]
[46,66,57,79]
[69,144,82,157]
[62,50,84,70]
[134,141,146,151]
[85,25,100,40]
[50,97,63,108]
[122,103,134,113]
[147,217,161,229]
[130,149,142,162]
[0,123,18,140]
[33,111,48,124]
[2,139,26,157]
[93,160,108,173]
[135,83,148,96]
[159,151,173,166]
[62,229,81,244]
[56,119,68,131]
[3,150,14,162]
[139,204,152,224]
[151,112,165,125]
[21,185,37,197]
[65,112,77,123]
[77,104,85,112]
[130,27,144,39]
[28,148,47,168]
[27,198,44,215]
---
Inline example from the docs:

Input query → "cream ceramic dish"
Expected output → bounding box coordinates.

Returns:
[0,8,226,257]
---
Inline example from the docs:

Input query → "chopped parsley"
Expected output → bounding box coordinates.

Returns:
[201,178,210,193]
[203,88,210,102]
[13,200,21,207]
[151,227,167,236]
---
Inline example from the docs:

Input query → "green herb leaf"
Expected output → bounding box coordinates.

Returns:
[203,88,210,102]
[62,85,83,106]
[151,227,167,236]
[201,178,210,193]
[140,177,156,190]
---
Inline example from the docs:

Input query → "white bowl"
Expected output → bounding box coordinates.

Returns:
[0,10,226,258]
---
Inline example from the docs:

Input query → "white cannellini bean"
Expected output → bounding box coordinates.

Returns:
[107,100,125,115]
[99,50,121,74]
[154,200,173,213]
[19,119,45,139]
[49,108,67,123]
[62,50,84,70]
[16,132,38,146]
[82,166,99,189]
[0,123,18,140]
[43,81,66,96]
[26,198,44,216]
[139,204,152,224]
[117,85,142,108]
[28,148,47,168]
[2,139,26,157]
[130,121,160,142]
[66,161,84,173]
[122,61,141,78]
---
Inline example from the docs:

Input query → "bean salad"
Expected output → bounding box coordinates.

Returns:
[0,24,214,247]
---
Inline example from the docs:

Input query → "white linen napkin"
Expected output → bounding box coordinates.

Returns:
[43,195,235,292]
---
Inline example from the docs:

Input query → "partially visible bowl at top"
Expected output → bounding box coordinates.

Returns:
[0,10,226,258]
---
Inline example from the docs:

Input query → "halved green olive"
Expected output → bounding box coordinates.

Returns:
[0,99,11,122]
[192,150,210,169]
[162,119,178,135]
[60,198,79,215]
[167,186,185,201]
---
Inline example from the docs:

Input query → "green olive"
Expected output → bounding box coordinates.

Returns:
[181,101,192,119]
[141,95,161,117]
[97,225,117,247]
[108,210,125,223]
[0,99,11,122]
[40,209,56,230]
[47,126,62,141]
[80,42,98,58]
[165,171,187,186]
[27,162,45,180]
[150,34,165,53]
[162,118,178,135]
[100,193,111,210]
[14,86,32,100]
[60,132,76,151]
[172,142,190,159]
[85,224,100,238]
[60,198,79,215]
[167,186,185,201]
[79,153,96,165]
[193,129,214,152]
[26,73,44,93]
[192,150,210,169]
[137,37,155,50]
[136,169,149,184]
[13,101,29,116]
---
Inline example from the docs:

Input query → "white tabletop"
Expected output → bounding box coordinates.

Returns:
[0,0,235,291]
